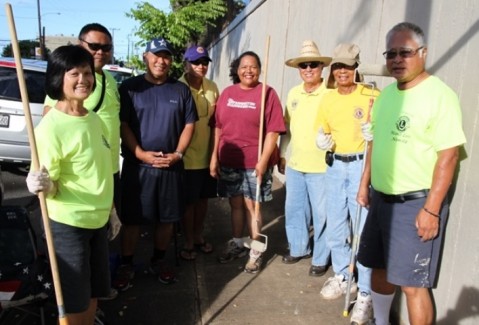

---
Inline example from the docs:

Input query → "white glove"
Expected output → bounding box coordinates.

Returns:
[107,207,122,241]
[316,127,334,151]
[361,122,373,142]
[26,166,53,195]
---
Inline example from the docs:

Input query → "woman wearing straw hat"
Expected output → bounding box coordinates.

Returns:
[210,51,286,273]
[279,40,332,277]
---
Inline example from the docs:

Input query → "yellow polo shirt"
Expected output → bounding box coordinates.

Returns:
[283,82,330,173]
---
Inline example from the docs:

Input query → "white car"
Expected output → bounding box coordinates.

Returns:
[0,58,47,165]
[103,64,141,87]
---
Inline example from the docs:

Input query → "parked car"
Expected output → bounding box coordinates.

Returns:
[0,58,47,165]
[0,165,4,205]
[103,64,141,87]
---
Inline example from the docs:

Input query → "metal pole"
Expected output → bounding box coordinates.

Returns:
[42,25,46,60]
[127,34,130,62]
[36,0,43,59]
[109,27,119,64]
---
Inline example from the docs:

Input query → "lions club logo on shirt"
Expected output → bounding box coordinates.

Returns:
[353,107,365,119]
[396,116,410,132]
[290,99,298,111]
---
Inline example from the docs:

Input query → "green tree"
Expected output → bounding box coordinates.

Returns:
[128,0,246,77]
[2,40,41,58]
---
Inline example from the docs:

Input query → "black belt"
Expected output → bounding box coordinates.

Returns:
[333,154,364,163]
[379,189,429,203]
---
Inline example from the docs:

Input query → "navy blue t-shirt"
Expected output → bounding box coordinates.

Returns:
[119,75,198,164]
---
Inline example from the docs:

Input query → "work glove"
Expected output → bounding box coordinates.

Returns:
[107,207,122,241]
[361,122,373,142]
[316,127,334,151]
[26,166,53,195]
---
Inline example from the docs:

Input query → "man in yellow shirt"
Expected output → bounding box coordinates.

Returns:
[279,40,332,277]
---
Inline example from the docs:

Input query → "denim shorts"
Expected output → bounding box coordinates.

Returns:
[50,219,110,313]
[217,167,273,202]
[358,189,448,288]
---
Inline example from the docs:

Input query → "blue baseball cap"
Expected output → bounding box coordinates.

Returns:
[145,38,173,55]
[184,45,211,62]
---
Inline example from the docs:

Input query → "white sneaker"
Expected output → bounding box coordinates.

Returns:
[350,292,373,325]
[320,274,358,300]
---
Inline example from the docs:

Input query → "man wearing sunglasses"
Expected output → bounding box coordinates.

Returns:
[279,40,332,278]
[357,22,466,325]
[43,23,121,298]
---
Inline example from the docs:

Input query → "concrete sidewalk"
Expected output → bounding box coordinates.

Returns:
[99,179,355,325]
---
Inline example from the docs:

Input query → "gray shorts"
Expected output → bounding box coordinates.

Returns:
[121,160,184,224]
[358,189,448,288]
[50,219,110,313]
[217,167,273,202]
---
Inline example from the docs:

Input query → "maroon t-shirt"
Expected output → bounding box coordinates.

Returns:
[211,83,286,168]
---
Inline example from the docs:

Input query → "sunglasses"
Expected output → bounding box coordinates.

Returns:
[80,39,113,52]
[298,62,323,69]
[382,46,424,60]
[190,60,210,66]
[331,63,356,71]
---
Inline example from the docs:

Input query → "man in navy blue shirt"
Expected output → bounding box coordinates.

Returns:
[114,37,197,290]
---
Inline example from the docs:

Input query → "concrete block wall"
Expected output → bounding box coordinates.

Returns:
[208,0,479,324]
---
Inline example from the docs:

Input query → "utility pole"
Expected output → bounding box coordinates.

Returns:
[36,0,45,59]
[127,34,131,63]
[109,27,119,64]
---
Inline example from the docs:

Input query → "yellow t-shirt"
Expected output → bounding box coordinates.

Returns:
[316,84,380,154]
[44,70,120,173]
[283,82,330,173]
[179,75,219,169]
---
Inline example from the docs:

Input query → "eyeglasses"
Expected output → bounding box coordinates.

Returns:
[331,63,356,71]
[298,62,323,69]
[382,46,424,60]
[80,39,113,52]
[190,60,209,67]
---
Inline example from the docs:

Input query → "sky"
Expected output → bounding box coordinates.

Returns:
[0,0,171,60]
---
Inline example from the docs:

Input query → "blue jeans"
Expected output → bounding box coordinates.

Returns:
[285,167,330,267]
[325,158,371,294]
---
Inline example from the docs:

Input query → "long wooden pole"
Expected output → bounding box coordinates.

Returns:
[253,35,271,239]
[5,3,68,324]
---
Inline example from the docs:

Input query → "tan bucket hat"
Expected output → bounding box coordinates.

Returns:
[285,40,332,68]
[327,43,363,88]
[330,43,361,66]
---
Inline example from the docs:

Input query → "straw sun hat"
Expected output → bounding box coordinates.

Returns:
[285,40,332,68]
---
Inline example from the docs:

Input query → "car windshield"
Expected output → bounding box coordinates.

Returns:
[0,68,46,104]
[107,70,133,86]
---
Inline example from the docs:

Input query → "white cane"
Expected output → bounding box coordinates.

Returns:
[343,74,380,317]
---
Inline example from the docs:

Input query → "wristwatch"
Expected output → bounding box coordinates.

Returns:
[174,150,183,160]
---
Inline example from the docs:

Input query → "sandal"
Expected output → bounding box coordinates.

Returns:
[194,241,213,254]
[180,248,197,261]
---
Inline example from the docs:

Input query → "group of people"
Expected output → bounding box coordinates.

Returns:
[25,20,465,325]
